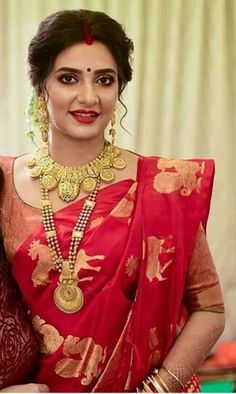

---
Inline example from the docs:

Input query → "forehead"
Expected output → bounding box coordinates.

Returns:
[53,41,117,71]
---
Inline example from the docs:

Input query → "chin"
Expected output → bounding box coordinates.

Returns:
[66,130,104,142]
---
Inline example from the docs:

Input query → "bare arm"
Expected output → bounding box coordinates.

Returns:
[141,225,225,392]
[158,225,225,391]
[158,310,225,391]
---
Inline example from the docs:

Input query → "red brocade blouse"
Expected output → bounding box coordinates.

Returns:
[0,155,224,392]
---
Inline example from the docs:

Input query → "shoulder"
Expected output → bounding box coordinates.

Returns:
[0,155,15,173]
[119,148,140,181]
[140,155,214,191]
[141,155,214,172]
[0,156,15,193]
[0,154,30,180]
[0,154,15,162]
[140,155,215,230]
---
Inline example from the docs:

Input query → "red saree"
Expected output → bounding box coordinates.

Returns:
[0,155,223,392]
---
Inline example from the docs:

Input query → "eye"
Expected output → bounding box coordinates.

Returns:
[96,75,115,86]
[58,74,78,84]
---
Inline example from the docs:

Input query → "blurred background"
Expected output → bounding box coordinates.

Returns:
[0,0,235,370]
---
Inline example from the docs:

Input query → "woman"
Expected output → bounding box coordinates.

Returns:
[0,9,225,393]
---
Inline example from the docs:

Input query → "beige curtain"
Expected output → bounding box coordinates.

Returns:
[0,0,235,340]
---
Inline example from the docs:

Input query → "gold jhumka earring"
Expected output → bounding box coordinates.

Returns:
[109,108,116,146]
[38,96,49,143]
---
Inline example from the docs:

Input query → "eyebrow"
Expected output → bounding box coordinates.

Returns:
[55,67,117,75]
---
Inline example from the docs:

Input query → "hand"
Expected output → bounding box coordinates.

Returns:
[0,383,50,392]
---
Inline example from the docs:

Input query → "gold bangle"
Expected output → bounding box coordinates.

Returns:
[148,375,166,392]
[137,368,172,393]
[143,380,154,393]
[136,388,146,393]
[136,378,155,393]
[155,373,171,392]
[161,366,185,389]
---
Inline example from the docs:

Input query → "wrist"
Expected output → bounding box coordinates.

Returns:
[136,369,170,393]
[158,366,184,392]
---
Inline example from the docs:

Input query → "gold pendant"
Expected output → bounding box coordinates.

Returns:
[112,157,126,170]
[27,157,36,168]
[54,281,84,313]
[31,165,42,178]
[58,181,79,202]
[81,177,97,193]
[100,168,115,183]
[41,174,58,191]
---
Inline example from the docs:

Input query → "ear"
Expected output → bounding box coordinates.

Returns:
[40,87,49,103]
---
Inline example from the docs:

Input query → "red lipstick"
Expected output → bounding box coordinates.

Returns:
[69,109,99,124]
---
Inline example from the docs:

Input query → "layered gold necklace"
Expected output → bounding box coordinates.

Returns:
[40,179,99,313]
[27,142,126,313]
[27,140,126,202]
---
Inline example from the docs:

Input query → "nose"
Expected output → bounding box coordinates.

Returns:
[76,82,99,106]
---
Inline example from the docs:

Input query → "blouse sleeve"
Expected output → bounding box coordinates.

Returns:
[0,237,40,388]
[184,223,224,314]
[0,159,39,389]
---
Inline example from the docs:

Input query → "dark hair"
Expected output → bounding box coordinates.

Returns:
[28,9,134,97]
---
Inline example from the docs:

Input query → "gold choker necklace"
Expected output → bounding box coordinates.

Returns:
[27,141,126,202]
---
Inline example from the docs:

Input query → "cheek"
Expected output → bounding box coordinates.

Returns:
[101,91,118,111]
[47,92,67,113]
[46,83,71,110]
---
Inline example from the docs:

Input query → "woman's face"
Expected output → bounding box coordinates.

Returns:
[45,41,119,142]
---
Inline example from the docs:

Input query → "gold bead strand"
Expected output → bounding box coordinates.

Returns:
[68,179,100,276]
[39,173,100,313]
[40,179,64,271]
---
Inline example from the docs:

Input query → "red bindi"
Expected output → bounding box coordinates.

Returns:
[87,67,91,72]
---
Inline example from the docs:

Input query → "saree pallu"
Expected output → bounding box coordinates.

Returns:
[0,155,217,392]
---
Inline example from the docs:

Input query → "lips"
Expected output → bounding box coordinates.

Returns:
[69,109,99,124]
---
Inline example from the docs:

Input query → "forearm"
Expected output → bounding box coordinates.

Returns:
[158,311,225,391]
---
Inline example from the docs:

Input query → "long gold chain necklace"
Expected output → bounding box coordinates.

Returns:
[40,179,99,313]
[35,142,126,313]
[27,140,126,203]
